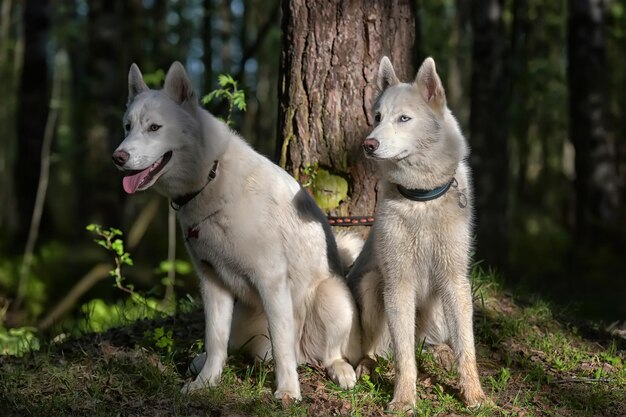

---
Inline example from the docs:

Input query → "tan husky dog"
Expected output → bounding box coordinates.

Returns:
[348,56,486,409]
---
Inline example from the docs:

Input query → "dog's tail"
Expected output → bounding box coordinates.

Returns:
[334,230,364,273]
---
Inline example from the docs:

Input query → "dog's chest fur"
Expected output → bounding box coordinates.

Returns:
[373,167,473,284]
[175,145,286,305]
[182,205,261,304]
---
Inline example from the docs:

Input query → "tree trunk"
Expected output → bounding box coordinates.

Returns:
[219,0,234,73]
[125,0,144,67]
[15,0,50,249]
[277,0,416,217]
[150,0,169,72]
[510,0,531,199]
[202,0,213,92]
[82,0,125,228]
[469,0,510,270]
[568,0,618,242]
[0,0,20,242]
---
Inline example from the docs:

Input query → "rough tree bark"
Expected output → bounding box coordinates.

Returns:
[469,0,510,270]
[568,0,619,242]
[277,0,416,217]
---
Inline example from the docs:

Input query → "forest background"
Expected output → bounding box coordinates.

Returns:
[0,0,625,345]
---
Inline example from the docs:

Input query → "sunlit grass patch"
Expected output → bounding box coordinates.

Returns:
[472,266,626,417]
[0,265,624,416]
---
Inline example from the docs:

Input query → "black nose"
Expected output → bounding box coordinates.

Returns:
[112,150,129,166]
[363,138,380,153]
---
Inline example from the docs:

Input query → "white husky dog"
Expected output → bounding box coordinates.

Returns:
[347,57,486,409]
[112,62,362,400]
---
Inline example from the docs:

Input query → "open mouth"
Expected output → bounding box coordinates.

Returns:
[122,151,172,194]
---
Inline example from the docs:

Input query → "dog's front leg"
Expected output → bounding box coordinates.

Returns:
[259,281,301,401]
[384,274,418,411]
[182,268,234,393]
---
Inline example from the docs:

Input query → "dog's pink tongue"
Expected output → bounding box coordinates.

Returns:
[122,168,151,194]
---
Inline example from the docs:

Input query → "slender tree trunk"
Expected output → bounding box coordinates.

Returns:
[449,0,472,128]
[15,51,65,310]
[152,0,171,72]
[277,0,417,217]
[125,0,143,66]
[15,0,50,249]
[469,0,510,270]
[0,0,20,241]
[219,0,234,73]
[568,0,618,242]
[82,0,125,228]
[202,0,213,92]
[244,0,281,157]
[510,0,531,198]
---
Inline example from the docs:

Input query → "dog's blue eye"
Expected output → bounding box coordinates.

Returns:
[399,115,411,123]
[149,124,162,132]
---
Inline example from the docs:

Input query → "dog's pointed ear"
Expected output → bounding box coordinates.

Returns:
[128,63,148,102]
[163,61,196,105]
[415,57,446,109]
[377,56,400,92]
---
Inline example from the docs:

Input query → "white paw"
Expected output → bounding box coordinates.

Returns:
[328,360,356,389]
[181,373,220,394]
[433,344,455,372]
[273,387,302,401]
[181,377,209,394]
[387,399,415,414]
[355,356,377,380]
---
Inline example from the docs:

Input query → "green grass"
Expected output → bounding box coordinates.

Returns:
[0,267,624,416]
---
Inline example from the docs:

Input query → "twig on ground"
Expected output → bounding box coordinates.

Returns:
[554,377,611,384]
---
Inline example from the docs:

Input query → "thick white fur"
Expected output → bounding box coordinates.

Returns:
[348,57,486,409]
[115,62,363,400]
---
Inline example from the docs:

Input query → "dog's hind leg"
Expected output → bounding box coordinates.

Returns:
[354,270,389,379]
[416,297,454,371]
[304,276,360,390]
[182,267,234,393]
[229,302,271,360]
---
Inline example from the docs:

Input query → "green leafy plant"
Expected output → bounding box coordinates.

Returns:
[301,163,318,188]
[86,224,166,311]
[78,297,162,333]
[1,299,39,356]
[201,74,247,126]
[86,224,134,294]
[145,326,174,353]
[0,325,40,356]
[82,225,185,334]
